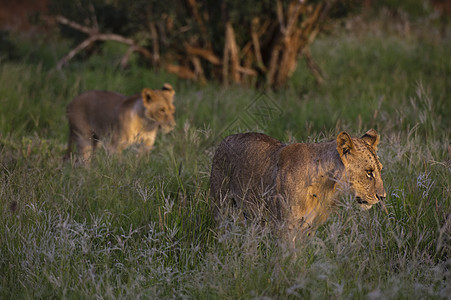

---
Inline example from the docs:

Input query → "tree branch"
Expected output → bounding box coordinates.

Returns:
[57,36,97,70]
[165,64,196,79]
[303,47,324,84]
[54,15,96,35]
[187,0,211,49]
[251,17,267,72]
[185,44,221,65]
[53,15,153,70]
[149,21,160,66]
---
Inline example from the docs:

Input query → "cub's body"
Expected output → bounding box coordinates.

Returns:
[65,84,175,161]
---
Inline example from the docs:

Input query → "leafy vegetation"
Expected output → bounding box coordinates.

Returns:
[46,0,343,88]
[1,11,450,299]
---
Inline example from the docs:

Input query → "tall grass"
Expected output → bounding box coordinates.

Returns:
[1,16,450,298]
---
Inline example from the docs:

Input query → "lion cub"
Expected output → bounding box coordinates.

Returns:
[210,130,386,235]
[65,84,176,162]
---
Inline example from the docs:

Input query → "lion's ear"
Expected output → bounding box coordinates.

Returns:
[141,88,153,104]
[162,83,175,98]
[336,131,354,160]
[361,129,380,150]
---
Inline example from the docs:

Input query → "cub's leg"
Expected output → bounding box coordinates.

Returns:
[66,108,98,162]
[107,132,129,155]
[75,133,95,162]
[68,119,95,162]
[138,130,158,155]
[64,124,93,162]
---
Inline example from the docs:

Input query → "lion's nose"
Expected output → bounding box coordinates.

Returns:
[376,187,386,201]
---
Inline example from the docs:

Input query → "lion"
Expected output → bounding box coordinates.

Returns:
[210,129,386,237]
[64,83,176,162]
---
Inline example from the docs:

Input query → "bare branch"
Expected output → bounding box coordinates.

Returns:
[187,0,211,49]
[166,64,196,79]
[303,47,324,84]
[88,3,99,32]
[95,33,134,45]
[237,66,257,76]
[120,46,135,69]
[54,15,96,35]
[57,36,97,70]
[54,15,154,69]
[224,22,240,84]
[251,17,266,72]
[149,21,160,66]
[120,45,153,69]
[276,0,286,34]
[185,44,221,65]
[285,1,303,36]
[241,19,270,57]
[191,56,207,84]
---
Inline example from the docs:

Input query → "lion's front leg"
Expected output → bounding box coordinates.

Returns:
[138,130,158,155]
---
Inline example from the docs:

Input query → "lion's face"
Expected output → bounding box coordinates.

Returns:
[141,84,176,133]
[337,129,386,210]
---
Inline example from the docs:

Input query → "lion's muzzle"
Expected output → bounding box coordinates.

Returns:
[356,196,379,210]
[161,120,176,134]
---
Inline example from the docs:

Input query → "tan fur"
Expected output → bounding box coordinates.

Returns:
[210,130,386,234]
[65,84,176,162]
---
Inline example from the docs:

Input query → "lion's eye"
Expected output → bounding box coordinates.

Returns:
[366,170,374,178]
[160,107,166,113]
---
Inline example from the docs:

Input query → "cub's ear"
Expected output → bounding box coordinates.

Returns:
[361,129,380,150]
[141,88,153,104]
[336,131,354,159]
[162,83,175,98]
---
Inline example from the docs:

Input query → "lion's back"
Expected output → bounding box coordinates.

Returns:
[210,132,284,212]
[67,91,125,119]
[66,90,127,135]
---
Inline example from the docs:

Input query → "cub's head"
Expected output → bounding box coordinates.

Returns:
[336,129,386,210]
[141,83,176,133]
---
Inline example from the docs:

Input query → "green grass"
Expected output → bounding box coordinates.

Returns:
[1,16,451,298]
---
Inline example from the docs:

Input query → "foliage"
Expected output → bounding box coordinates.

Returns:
[370,0,436,18]
[45,0,345,88]
[1,14,451,298]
